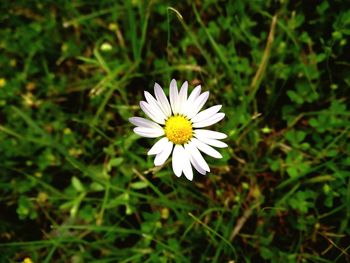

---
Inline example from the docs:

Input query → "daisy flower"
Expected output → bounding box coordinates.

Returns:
[129,79,227,181]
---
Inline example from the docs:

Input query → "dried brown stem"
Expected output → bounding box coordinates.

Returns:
[249,15,278,99]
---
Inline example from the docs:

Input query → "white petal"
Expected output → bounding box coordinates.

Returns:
[191,105,222,123]
[154,83,172,117]
[148,137,169,155]
[140,101,165,125]
[194,129,227,140]
[191,138,222,159]
[185,143,210,172]
[188,85,201,102]
[177,81,188,114]
[129,117,162,129]
[189,154,206,175]
[196,137,228,148]
[192,113,225,128]
[144,91,168,120]
[134,127,164,138]
[172,144,184,177]
[186,91,209,119]
[182,150,193,181]
[183,85,201,116]
[154,141,173,166]
[169,79,179,114]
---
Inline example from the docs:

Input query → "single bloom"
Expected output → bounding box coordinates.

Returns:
[129,79,227,180]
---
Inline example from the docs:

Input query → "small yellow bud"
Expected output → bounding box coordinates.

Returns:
[100,42,113,52]
[161,208,169,219]
[252,186,261,199]
[0,78,6,88]
[108,23,118,31]
[64,128,72,135]
[23,258,34,263]
[10,59,17,67]
[37,192,48,203]
[34,172,42,178]
[26,82,36,91]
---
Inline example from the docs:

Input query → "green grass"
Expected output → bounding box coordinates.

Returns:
[0,0,350,262]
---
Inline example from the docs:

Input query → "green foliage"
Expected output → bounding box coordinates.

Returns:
[0,0,349,262]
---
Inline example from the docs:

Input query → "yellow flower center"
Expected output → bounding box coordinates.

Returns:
[164,115,193,145]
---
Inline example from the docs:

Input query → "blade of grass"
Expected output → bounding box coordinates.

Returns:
[259,10,317,94]
[192,4,241,92]
[167,7,216,77]
[188,212,237,257]
[248,14,277,101]
[91,62,138,126]
[125,0,139,61]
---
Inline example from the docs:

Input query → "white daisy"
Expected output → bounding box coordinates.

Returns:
[129,79,227,181]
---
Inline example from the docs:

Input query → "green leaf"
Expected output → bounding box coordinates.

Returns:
[130,181,148,189]
[72,176,85,192]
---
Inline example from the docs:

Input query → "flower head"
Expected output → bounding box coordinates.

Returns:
[129,79,227,180]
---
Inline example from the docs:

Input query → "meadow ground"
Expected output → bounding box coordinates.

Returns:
[0,1,349,262]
